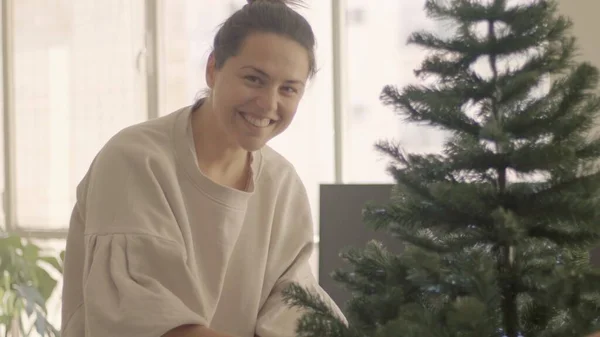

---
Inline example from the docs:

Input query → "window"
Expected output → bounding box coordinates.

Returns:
[13,0,148,230]
[344,0,449,184]
[159,0,238,115]
[347,7,366,25]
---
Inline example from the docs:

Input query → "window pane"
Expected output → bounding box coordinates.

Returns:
[160,0,334,276]
[160,0,240,114]
[344,0,447,183]
[14,0,148,229]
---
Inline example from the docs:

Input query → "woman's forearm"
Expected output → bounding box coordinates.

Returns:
[163,325,235,337]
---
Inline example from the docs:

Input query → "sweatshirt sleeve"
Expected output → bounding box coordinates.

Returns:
[83,234,208,337]
[78,140,210,337]
[255,173,346,337]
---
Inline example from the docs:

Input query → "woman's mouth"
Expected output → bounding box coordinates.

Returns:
[239,111,275,128]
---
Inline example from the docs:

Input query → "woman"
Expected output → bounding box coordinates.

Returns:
[60,1,344,336]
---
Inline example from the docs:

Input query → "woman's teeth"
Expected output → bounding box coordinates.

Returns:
[242,113,271,127]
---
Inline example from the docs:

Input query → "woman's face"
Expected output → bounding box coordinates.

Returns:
[206,32,310,152]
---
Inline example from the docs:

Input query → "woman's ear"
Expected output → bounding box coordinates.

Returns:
[206,52,217,89]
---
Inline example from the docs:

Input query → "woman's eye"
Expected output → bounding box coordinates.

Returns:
[245,75,261,84]
[282,86,298,94]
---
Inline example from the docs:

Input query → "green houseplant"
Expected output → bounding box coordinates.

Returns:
[0,234,64,337]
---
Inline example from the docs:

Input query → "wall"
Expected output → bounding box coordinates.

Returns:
[558,1,600,71]
[319,184,398,307]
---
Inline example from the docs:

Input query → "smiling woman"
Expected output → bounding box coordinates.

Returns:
[192,32,311,188]
[60,1,344,337]
[189,31,310,190]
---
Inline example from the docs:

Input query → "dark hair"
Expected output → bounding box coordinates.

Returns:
[212,0,316,77]
[192,0,316,110]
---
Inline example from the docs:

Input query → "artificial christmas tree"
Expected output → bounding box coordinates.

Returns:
[284,0,600,336]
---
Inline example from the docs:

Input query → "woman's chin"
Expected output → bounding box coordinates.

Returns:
[239,139,267,152]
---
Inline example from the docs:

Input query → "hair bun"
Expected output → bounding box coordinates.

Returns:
[246,0,305,7]
[247,0,276,4]
[247,0,280,4]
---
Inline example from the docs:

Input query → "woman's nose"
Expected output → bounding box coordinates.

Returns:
[256,89,278,112]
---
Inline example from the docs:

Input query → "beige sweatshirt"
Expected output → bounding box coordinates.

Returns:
[61,106,344,337]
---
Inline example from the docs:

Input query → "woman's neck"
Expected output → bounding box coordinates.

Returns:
[191,100,250,189]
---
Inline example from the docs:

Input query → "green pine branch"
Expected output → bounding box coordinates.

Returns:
[284,1,600,336]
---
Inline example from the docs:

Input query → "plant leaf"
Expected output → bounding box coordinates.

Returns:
[34,308,48,337]
[34,267,57,301]
[22,242,40,264]
[39,256,62,274]
[14,285,46,311]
